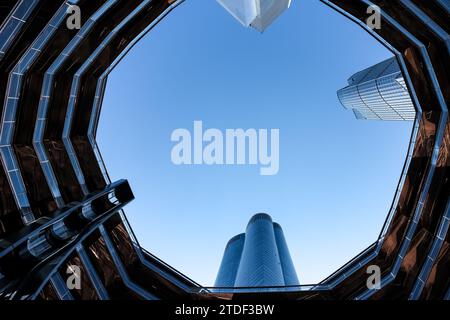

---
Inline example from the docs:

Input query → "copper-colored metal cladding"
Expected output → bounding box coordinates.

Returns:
[0,0,64,237]
[44,0,142,199]
[0,0,448,300]
[13,0,106,218]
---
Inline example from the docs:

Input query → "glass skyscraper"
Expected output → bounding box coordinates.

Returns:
[215,213,300,287]
[337,57,415,121]
[216,0,291,32]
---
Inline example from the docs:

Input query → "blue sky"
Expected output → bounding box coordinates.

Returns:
[98,0,413,286]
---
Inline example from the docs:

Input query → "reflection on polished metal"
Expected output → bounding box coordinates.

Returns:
[337,57,416,120]
[0,0,449,300]
[215,214,299,288]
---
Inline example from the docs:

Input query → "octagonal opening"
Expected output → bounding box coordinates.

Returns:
[97,0,414,287]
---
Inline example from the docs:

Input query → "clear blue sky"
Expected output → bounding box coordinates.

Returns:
[98,0,413,286]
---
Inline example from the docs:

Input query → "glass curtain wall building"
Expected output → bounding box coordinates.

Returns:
[337,57,416,121]
[215,214,300,287]
[216,0,291,32]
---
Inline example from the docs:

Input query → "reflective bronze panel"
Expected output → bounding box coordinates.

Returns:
[36,282,60,301]
[58,253,99,300]
[84,231,142,300]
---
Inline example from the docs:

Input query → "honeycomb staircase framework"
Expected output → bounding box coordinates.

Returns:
[0,0,448,300]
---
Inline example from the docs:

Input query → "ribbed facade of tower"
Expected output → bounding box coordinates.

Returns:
[214,234,245,287]
[215,214,299,287]
[273,223,300,286]
[337,57,415,121]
